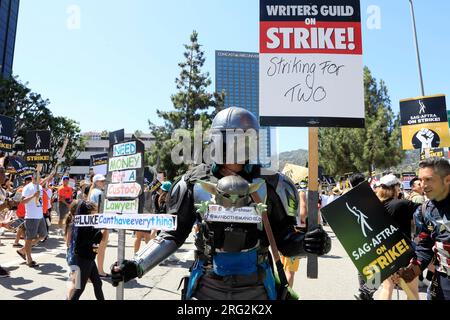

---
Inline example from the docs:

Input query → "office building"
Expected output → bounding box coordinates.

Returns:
[0,0,19,78]
[215,50,275,165]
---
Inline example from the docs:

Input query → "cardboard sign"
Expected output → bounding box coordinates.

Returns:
[321,182,414,284]
[113,141,137,157]
[25,130,51,163]
[108,153,142,172]
[401,172,416,191]
[111,170,137,183]
[96,214,177,231]
[74,214,178,231]
[259,0,364,128]
[104,139,146,214]
[90,153,108,175]
[106,182,142,198]
[109,129,125,146]
[205,205,262,224]
[400,95,450,150]
[420,148,445,161]
[0,115,14,152]
[104,199,139,214]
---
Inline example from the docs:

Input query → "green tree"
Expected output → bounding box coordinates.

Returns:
[148,31,225,180]
[0,76,86,173]
[48,116,85,172]
[0,76,53,148]
[319,67,404,176]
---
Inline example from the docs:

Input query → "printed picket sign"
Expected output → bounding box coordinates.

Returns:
[321,182,414,285]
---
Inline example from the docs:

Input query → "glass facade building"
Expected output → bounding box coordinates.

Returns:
[215,50,274,165]
[0,0,19,78]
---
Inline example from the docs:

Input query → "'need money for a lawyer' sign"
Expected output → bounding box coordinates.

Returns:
[321,182,413,285]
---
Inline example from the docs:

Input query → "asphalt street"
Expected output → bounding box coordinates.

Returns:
[0,217,427,300]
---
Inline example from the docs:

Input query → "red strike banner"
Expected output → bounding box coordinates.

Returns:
[260,21,362,55]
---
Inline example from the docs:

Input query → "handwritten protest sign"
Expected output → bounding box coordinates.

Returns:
[74,213,177,232]
[321,182,413,285]
[259,0,364,128]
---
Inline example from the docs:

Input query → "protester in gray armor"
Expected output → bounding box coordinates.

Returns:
[111,107,331,300]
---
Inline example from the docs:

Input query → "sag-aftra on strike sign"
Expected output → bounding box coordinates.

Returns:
[260,0,364,128]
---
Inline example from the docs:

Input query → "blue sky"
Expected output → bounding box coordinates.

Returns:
[13,0,450,152]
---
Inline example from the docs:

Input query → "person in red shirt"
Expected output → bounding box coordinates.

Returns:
[58,177,73,234]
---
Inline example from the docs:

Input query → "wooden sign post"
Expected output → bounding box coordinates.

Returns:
[307,128,319,279]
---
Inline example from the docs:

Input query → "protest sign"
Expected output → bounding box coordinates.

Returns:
[106,182,142,198]
[74,214,178,232]
[7,155,34,178]
[400,95,450,150]
[321,182,414,285]
[420,148,444,161]
[109,129,125,146]
[105,138,145,300]
[90,153,108,175]
[108,153,142,172]
[25,130,51,163]
[0,115,14,152]
[205,205,262,224]
[259,0,364,128]
[104,199,139,214]
[112,170,137,183]
[401,172,416,191]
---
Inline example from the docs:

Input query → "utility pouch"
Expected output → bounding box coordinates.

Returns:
[223,227,247,252]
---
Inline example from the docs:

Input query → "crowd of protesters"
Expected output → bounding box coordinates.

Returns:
[1,152,448,300]
[0,157,172,299]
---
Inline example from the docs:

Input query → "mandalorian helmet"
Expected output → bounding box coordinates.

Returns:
[207,107,260,165]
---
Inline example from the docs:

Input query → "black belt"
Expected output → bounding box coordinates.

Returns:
[206,269,264,287]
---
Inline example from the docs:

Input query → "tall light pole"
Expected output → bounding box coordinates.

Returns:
[408,0,425,96]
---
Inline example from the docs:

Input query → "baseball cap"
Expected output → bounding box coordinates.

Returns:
[380,174,400,187]
[160,181,172,192]
[62,176,70,181]
[93,174,106,184]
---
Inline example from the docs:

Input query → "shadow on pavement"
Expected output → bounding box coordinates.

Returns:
[36,263,67,275]
[320,254,343,260]
[0,276,33,291]
[14,286,53,300]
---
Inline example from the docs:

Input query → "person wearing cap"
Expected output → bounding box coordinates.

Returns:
[58,176,74,234]
[407,177,425,204]
[88,174,109,278]
[376,173,420,300]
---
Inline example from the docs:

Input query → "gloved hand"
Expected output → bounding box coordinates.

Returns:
[111,260,139,287]
[397,263,421,283]
[303,226,331,256]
